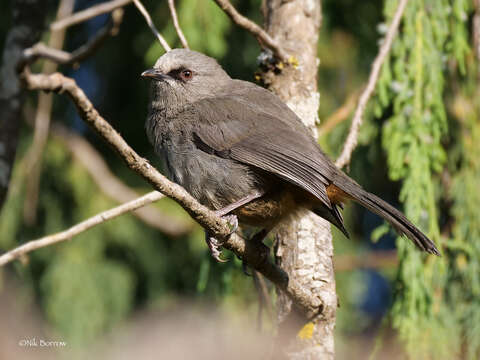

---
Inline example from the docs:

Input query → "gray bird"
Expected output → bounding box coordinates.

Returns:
[142,49,440,261]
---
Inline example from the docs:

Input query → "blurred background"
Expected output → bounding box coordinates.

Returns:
[1,0,479,359]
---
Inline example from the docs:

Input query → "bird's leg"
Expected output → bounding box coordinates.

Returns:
[204,191,265,262]
[205,214,238,262]
[214,190,265,216]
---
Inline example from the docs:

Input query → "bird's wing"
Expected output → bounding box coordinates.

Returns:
[189,95,334,209]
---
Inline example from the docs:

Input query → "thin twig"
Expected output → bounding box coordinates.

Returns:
[333,250,398,272]
[133,0,171,52]
[23,0,75,225]
[335,0,408,169]
[213,0,288,62]
[0,191,164,266]
[51,0,131,31]
[318,90,359,136]
[168,0,189,49]
[22,9,124,69]
[51,123,193,237]
[474,0,480,77]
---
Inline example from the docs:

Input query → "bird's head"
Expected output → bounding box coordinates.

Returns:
[142,49,230,104]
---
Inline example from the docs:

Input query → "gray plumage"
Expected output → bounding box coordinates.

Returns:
[143,49,440,256]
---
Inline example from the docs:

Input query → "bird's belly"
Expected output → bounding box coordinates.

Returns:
[164,148,263,211]
[233,189,298,228]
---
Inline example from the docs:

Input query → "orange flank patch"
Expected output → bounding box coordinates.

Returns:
[326,183,350,204]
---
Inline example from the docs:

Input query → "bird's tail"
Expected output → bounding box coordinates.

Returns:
[336,177,440,256]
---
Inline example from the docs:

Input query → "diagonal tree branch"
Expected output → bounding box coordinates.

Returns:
[19,6,124,224]
[133,0,171,52]
[22,6,124,225]
[168,0,189,49]
[22,9,124,69]
[51,0,132,31]
[335,0,408,169]
[213,0,289,62]
[333,250,398,271]
[474,0,480,76]
[51,0,170,53]
[317,90,359,136]
[51,123,193,237]
[0,191,165,266]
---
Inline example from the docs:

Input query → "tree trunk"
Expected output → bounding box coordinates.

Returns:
[261,1,337,358]
[0,0,48,211]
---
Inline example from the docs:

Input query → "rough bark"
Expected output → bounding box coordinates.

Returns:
[261,1,337,358]
[0,0,48,211]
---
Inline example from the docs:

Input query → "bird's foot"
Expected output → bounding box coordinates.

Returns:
[205,214,238,262]
[221,214,239,234]
[205,235,226,262]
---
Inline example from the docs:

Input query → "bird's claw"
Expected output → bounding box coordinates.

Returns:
[222,214,239,234]
[205,235,227,262]
[205,214,238,262]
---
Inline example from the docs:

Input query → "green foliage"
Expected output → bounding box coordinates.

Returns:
[145,0,232,66]
[446,54,480,359]
[1,0,479,356]
[41,256,134,345]
[376,0,478,358]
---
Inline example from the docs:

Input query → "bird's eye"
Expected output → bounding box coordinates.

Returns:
[180,69,193,81]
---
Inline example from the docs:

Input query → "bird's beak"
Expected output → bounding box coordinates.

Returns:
[141,68,169,81]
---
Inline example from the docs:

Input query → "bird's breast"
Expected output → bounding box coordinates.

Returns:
[161,139,264,212]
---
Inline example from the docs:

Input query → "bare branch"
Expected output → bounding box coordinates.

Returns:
[51,0,167,54]
[474,0,480,75]
[23,0,76,225]
[335,0,408,169]
[334,250,398,272]
[318,90,359,136]
[51,0,131,31]
[213,0,289,62]
[0,191,165,266]
[51,123,193,237]
[22,7,123,224]
[168,0,189,49]
[22,9,124,68]
[133,0,171,52]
